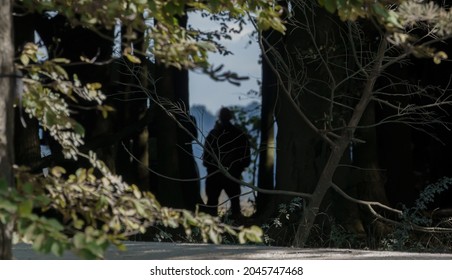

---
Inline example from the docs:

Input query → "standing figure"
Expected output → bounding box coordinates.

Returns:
[203,107,251,218]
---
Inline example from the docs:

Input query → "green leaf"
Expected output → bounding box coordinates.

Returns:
[433,51,448,64]
[51,166,66,178]
[197,41,217,52]
[371,3,402,28]
[0,200,18,213]
[22,183,34,195]
[32,234,46,251]
[54,64,69,80]
[18,200,33,216]
[73,233,85,249]
[41,238,53,253]
[73,122,85,136]
[76,168,87,183]
[115,243,127,251]
[85,242,105,259]
[183,210,198,226]
[34,195,52,206]
[23,223,37,241]
[20,54,30,66]
[45,112,57,127]
[223,225,237,236]
[86,82,102,90]
[124,53,142,64]
[245,226,263,243]
[51,58,71,64]
[132,185,142,199]
[97,105,115,119]
[238,231,246,244]
[74,219,85,230]
[133,201,146,217]
[208,228,221,244]
[0,179,8,193]
[51,242,64,257]
[323,0,337,13]
[45,218,65,231]
[80,56,89,63]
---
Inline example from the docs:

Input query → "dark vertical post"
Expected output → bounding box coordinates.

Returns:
[0,0,15,260]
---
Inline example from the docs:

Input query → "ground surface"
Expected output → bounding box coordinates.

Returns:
[12,241,452,259]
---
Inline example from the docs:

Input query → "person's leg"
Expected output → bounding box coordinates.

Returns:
[224,171,242,218]
[204,172,223,216]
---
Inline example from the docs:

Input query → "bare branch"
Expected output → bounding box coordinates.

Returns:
[331,183,452,234]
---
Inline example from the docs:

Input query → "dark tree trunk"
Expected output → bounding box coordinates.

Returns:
[33,14,152,190]
[255,28,278,219]
[274,1,331,208]
[114,57,150,190]
[15,115,41,170]
[0,0,15,260]
[14,13,42,171]
[154,66,184,208]
[332,102,390,244]
[175,66,203,210]
[153,12,202,210]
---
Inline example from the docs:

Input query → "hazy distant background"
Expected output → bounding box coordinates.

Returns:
[189,12,261,114]
[188,13,262,212]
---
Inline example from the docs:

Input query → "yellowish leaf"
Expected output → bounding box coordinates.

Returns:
[433,51,448,65]
[125,54,142,64]
[20,54,30,66]
[51,166,66,178]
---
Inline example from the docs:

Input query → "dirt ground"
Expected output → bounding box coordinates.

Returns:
[12,241,452,260]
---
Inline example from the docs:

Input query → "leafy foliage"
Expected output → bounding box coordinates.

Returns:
[16,0,285,69]
[5,0,450,259]
[382,177,452,251]
[2,159,264,259]
[314,0,401,25]
[311,0,451,64]
[261,198,303,245]
[18,43,105,159]
[4,1,277,256]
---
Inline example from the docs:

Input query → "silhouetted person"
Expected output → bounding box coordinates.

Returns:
[203,107,251,218]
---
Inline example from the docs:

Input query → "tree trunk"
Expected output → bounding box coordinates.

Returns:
[255,28,278,218]
[15,115,41,170]
[293,39,387,247]
[273,2,334,245]
[114,58,150,189]
[153,12,202,210]
[13,13,42,172]
[0,0,15,260]
[293,141,349,247]
[353,102,391,240]
[170,64,203,210]
[154,66,184,208]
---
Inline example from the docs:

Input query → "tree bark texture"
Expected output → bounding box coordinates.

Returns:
[153,12,202,210]
[0,0,15,260]
[14,12,42,172]
[273,3,336,245]
[293,39,387,247]
[351,102,391,240]
[154,66,184,208]
[255,28,278,218]
[275,3,331,197]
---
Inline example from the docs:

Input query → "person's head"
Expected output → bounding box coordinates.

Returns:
[218,107,233,124]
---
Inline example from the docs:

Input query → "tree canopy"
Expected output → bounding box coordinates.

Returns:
[1,0,452,259]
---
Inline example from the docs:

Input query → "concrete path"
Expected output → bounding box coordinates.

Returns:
[12,241,452,260]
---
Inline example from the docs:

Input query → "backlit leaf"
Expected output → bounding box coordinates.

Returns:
[18,200,33,216]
